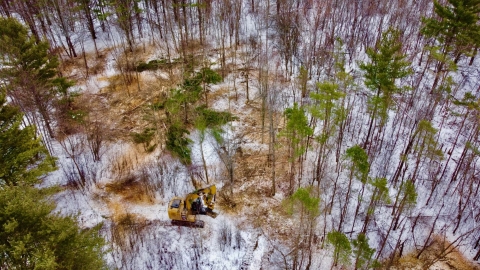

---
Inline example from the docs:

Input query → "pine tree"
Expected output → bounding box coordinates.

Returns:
[422,0,480,62]
[309,81,345,183]
[421,0,480,94]
[362,177,390,234]
[359,28,411,149]
[352,233,378,270]
[344,145,370,232]
[345,145,370,183]
[195,67,222,107]
[0,17,74,138]
[392,179,417,230]
[0,93,56,186]
[279,103,313,193]
[0,92,106,269]
[285,187,320,269]
[410,120,443,182]
[326,230,351,268]
[0,186,106,269]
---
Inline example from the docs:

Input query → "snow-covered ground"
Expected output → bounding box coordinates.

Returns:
[24,1,480,269]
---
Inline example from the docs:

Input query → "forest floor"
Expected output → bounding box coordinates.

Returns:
[47,40,480,270]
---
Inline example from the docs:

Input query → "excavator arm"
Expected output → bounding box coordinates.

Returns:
[193,185,216,211]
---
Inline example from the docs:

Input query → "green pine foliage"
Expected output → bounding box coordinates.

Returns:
[0,93,106,269]
[0,94,56,186]
[310,82,345,121]
[135,59,174,72]
[0,186,106,270]
[280,103,313,158]
[181,77,203,104]
[399,179,418,207]
[0,17,72,96]
[369,177,391,205]
[310,81,345,144]
[162,67,231,165]
[131,127,157,152]
[360,28,411,126]
[298,66,309,97]
[166,123,193,164]
[413,120,444,161]
[326,230,352,267]
[195,105,237,128]
[164,88,187,124]
[352,233,378,269]
[285,186,320,217]
[0,17,72,105]
[0,17,76,137]
[195,67,223,85]
[421,0,480,57]
[345,145,370,184]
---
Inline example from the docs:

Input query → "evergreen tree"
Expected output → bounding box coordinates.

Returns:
[421,0,480,93]
[166,123,192,165]
[0,92,106,269]
[309,81,345,183]
[392,179,417,230]
[0,17,74,138]
[285,187,320,269]
[282,103,313,158]
[411,120,443,180]
[352,233,378,270]
[0,186,106,269]
[310,81,345,146]
[195,67,222,107]
[286,187,321,217]
[326,230,351,268]
[362,177,390,234]
[359,28,411,149]
[345,145,370,232]
[0,93,56,186]
[345,145,370,183]
[422,0,480,62]
[279,103,313,193]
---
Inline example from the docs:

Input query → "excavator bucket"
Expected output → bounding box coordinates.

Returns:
[206,211,218,218]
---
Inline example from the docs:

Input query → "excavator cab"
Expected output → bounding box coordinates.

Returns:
[191,197,207,215]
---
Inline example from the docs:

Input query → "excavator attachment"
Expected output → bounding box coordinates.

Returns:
[206,209,218,218]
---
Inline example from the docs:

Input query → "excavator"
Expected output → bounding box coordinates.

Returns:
[167,185,218,228]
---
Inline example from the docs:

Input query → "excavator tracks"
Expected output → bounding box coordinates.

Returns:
[171,219,205,228]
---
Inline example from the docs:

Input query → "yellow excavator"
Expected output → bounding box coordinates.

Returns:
[167,185,218,228]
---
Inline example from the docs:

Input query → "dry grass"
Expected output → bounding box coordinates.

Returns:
[389,235,480,270]
[105,174,155,204]
[104,146,157,204]
[108,201,148,251]
[56,43,174,143]
[59,48,111,82]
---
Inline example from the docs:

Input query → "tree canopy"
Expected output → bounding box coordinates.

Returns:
[0,91,106,268]
[0,186,106,269]
[0,93,56,186]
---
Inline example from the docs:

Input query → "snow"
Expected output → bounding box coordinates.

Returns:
[14,0,480,269]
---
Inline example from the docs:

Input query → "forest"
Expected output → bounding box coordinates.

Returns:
[0,0,480,269]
